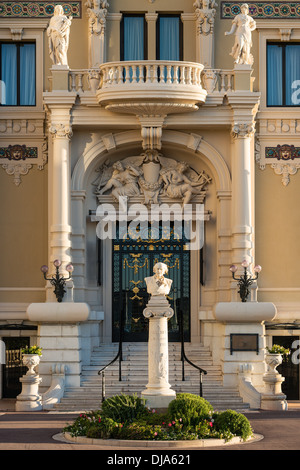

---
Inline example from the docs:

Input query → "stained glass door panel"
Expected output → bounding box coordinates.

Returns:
[112,223,190,342]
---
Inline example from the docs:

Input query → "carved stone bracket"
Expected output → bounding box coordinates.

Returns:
[271,162,300,186]
[1,161,32,186]
[138,116,166,151]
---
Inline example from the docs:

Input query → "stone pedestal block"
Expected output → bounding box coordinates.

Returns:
[141,296,176,409]
[16,375,42,411]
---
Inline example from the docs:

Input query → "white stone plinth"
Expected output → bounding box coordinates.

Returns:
[26,302,90,323]
[141,296,176,409]
[214,301,277,323]
[15,375,42,411]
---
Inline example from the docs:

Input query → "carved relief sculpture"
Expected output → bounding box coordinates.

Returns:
[94,150,212,206]
[194,0,217,67]
[86,0,109,67]
[194,0,217,35]
[47,5,72,66]
[224,3,256,65]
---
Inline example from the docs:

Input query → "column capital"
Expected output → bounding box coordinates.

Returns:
[49,123,73,139]
[231,122,255,139]
[145,12,158,22]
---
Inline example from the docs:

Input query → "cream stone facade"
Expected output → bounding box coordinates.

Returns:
[1,0,300,410]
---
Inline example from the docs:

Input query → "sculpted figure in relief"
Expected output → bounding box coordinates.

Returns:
[47,5,72,66]
[224,3,256,65]
[97,160,141,200]
[161,161,211,205]
[145,263,173,297]
[94,152,211,206]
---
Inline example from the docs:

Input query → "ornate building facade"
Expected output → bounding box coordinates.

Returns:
[1,0,300,409]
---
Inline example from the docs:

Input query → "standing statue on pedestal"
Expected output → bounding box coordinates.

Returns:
[47,5,72,66]
[225,3,256,65]
[145,262,173,297]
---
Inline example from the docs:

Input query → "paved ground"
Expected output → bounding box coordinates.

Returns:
[0,399,300,453]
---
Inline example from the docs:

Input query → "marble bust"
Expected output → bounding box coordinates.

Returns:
[145,262,173,297]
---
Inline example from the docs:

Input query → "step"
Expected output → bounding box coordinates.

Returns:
[52,342,250,412]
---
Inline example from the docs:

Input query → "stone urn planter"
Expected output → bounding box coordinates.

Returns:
[265,344,290,375]
[15,346,43,411]
[22,353,41,376]
[261,345,290,410]
[265,352,283,375]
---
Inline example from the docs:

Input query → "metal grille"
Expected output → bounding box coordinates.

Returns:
[112,223,190,342]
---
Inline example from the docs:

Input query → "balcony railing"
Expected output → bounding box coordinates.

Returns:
[47,64,245,97]
[100,60,204,87]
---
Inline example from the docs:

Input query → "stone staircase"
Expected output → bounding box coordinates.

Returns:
[52,342,250,412]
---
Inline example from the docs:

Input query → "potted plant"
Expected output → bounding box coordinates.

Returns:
[21,345,42,376]
[265,344,290,375]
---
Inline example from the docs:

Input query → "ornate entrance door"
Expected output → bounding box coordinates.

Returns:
[112,223,190,342]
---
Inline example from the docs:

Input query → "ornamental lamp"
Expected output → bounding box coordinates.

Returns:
[41,260,74,302]
[230,260,261,302]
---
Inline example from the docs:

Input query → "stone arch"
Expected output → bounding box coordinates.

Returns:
[71,129,231,193]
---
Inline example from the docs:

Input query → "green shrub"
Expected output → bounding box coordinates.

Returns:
[63,410,102,437]
[167,393,214,428]
[101,394,149,424]
[213,410,253,441]
[63,395,254,443]
[86,417,122,439]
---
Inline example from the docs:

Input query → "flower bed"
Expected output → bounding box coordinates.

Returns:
[63,393,253,443]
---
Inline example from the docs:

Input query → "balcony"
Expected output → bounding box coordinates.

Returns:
[94,60,207,116]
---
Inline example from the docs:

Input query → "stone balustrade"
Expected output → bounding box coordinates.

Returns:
[47,63,249,97]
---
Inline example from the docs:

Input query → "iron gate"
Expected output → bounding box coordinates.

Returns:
[112,223,190,342]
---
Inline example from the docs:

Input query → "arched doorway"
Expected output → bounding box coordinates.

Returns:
[112,222,190,342]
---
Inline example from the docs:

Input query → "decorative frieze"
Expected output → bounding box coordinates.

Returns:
[256,139,300,185]
[0,145,37,160]
[0,2,81,18]
[265,144,300,161]
[0,142,47,185]
[221,2,300,19]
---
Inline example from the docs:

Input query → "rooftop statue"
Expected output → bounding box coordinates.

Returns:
[145,263,173,297]
[47,5,72,66]
[224,3,256,65]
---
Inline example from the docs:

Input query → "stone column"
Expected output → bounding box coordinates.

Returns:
[141,295,176,409]
[145,13,158,60]
[44,89,77,299]
[230,122,255,271]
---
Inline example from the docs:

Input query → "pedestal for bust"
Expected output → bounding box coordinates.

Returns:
[141,295,176,409]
